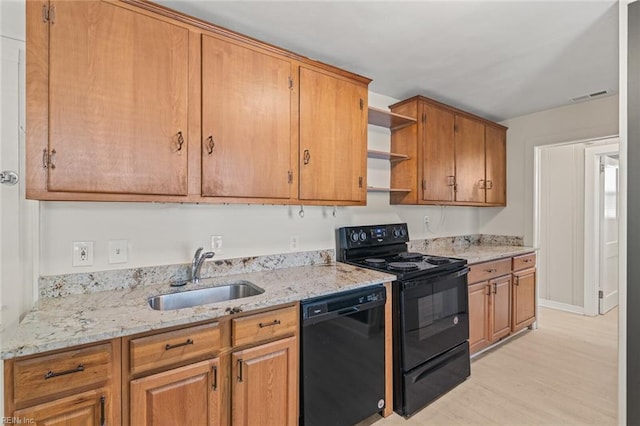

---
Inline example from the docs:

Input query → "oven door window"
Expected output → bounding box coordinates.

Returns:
[401,270,469,371]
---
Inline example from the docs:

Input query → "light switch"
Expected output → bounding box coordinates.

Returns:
[108,239,128,264]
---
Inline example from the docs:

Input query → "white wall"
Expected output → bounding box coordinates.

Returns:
[40,92,478,275]
[0,0,25,42]
[479,95,619,245]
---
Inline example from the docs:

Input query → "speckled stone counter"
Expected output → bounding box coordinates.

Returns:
[416,244,537,264]
[1,263,395,360]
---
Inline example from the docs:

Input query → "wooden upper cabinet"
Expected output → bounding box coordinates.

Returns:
[201,35,294,199]
[299,66,367,203]
[46,1,189,195]
[454,115,485,203]
[390,95,507,207]
[422,104,455,202]
[485,125,507,205]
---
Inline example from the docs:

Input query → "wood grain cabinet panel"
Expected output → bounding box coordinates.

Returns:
[389,95,507,207]
[232,337,298,426]
[513,267,537,332]
[299,66,367,203]
[490,275,512,341]
[201,35,294,199]
[231,306,297,347]
[130,358,222,426]
[468,282,491,354]
[46,0,189,195]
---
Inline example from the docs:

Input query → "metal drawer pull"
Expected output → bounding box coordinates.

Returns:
[523,259,532,263]
[44,364,85,379]
[485,268,497,273]
[258,319,281,328]
[237,359,244,382]
[303,149,311,165]
[165,338,193,350]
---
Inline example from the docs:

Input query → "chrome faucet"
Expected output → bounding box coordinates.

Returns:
[191,247,215,284]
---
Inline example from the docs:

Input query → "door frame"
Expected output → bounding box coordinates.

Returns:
[583,140,619,316]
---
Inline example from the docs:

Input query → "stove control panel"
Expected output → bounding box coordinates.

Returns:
[336,223,410,252]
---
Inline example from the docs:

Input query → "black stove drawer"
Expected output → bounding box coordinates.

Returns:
[398,341,470,417]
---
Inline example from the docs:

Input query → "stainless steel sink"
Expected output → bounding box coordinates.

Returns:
[148,281,264,311]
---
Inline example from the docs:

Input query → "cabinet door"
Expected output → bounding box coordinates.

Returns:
[232,337,298,426]
[202,35,293,199]
[512,268,537,332]
[454,115,485,203]
[14,387,110,426]
[47,1,189,195]
[130,358,221,426]
[490,275,512,341]
[468,282,490,354]
[485,125,507,205]
[299,67,367,202]
[421,103,455,202]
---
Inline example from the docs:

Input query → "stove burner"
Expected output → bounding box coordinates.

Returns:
[397,252,424,261]
[425,257,451,265]
[364,258,387,267]
[388,262,420,271]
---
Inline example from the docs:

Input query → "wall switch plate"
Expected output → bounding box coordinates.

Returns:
[290,235,299,251]
[211,235,223,253]
[72,241,94,267]
[108,239,128,264]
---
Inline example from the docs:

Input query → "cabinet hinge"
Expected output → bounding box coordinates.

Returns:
[358,176,363,188]
[42,4,55,24]
[600,163,605,173]
[359,98,364,111]
[599,290,604,299]
[287,170,293,184]
[288,76,293,90]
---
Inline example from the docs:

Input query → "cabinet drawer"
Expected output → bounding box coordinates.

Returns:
[513,253,536,271]
[130,322,221,375]
[468,258,511,284]
[232,306,297,347]
[13,343,112,406]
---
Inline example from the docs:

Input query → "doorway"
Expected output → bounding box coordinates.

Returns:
[535,137,619,315]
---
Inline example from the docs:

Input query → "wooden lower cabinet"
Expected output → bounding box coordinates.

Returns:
[232,336,298,426]
[512,267,537,332]
[468,281,491,353]
[14,387,111,426]
[130,358,222,426]
[490,275,512,341]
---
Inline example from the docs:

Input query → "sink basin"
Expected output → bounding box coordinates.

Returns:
[148,281,265,311]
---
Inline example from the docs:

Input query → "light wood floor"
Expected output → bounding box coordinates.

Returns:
[366,307,618,425]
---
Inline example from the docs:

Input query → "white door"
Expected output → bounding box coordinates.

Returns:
[599,155,619,314]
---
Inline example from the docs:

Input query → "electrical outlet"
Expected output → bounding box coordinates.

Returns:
[211,235,223,253]
[72,241,94,267]
[424,215,430,226]
[108,239,128,264]
[290,235,299,251]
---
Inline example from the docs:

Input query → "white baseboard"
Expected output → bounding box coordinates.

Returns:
[539,298,585,315]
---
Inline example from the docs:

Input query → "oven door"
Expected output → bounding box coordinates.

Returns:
[400,266,469,371]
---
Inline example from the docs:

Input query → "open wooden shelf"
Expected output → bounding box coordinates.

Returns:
[367,150,409,162]
[368,106,416,131]
[367,187,412,193]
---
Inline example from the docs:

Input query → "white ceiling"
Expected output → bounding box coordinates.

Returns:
[158,0,619,122]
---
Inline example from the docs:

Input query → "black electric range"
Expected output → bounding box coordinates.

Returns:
[336,223,471,418]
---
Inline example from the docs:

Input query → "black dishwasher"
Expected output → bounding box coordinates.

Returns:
[300,285,386,426]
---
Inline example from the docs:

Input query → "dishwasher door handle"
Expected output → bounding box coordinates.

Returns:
[337,306,360,316]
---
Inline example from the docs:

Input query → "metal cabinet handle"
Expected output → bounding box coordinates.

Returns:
[486,180,493,189]
[485,268,497,273]
[165,338,193,350]
[523,259,532,263]
[206,135,215,155]
[176,131,185,152]
[303,149,311,165]
[514,276,520,286]
[492,283,497,294]
[258,319,281,328]
[485,285,491,296]
[100,395,106,426]
[479,179,486,189]
[45,364,84,379]
[447,176,455,187]
[212,366,218,390]
[237,359,244,382]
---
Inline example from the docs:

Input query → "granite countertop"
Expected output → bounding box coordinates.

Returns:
[419,244,537,264]
[1,263,395,360]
